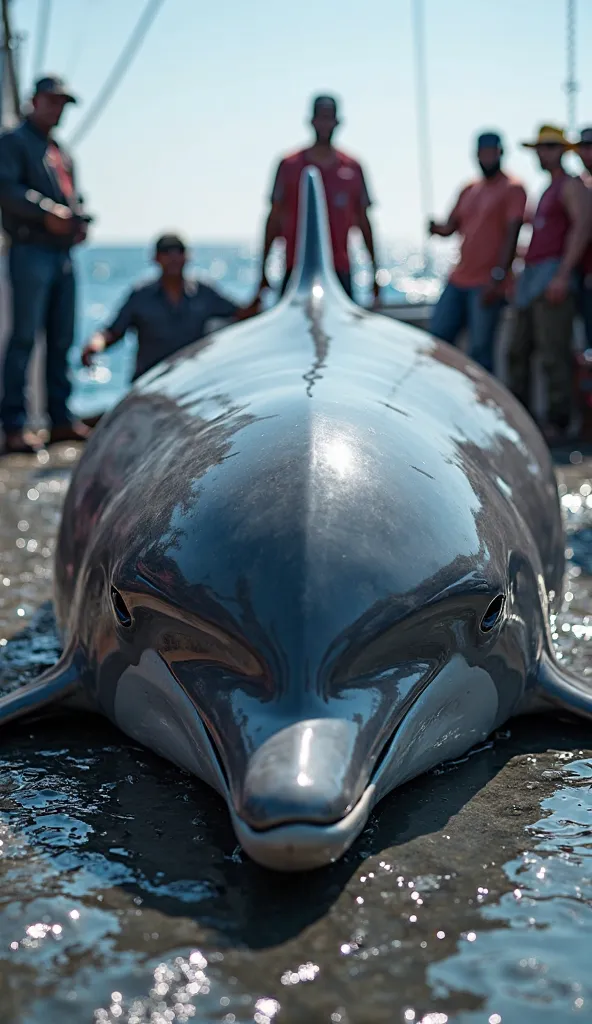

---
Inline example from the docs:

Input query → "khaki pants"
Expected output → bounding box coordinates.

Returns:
[507,293,575,428]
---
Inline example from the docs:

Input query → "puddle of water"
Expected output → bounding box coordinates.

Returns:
[2,452,592,1022]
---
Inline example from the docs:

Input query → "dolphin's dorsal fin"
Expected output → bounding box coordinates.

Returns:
[537,649,592,720]
[282,166,354,305]
[0,648,81,725]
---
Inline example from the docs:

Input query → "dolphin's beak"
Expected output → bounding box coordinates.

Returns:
[229,718,377,872]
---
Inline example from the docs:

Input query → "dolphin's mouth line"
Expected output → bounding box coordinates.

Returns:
[173,658,441,835]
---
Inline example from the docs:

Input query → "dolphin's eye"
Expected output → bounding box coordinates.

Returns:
[111,587,132,627]
[480,594,505,633]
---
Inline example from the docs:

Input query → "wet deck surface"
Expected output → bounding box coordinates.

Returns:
[1,447,592,1023]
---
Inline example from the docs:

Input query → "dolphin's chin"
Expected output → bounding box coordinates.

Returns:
[229,784,376,872]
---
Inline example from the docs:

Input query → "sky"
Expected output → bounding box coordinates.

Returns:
[8,0,592,248]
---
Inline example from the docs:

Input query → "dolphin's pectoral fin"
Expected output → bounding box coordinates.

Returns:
[0,649,81,726]
[536,649,592,721]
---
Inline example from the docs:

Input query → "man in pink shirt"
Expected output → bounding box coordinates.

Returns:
[428,132,527,374]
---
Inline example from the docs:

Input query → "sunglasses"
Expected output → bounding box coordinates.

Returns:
[157,245,185,255]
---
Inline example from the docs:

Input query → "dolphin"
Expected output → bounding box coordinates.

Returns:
[0,167,590,872]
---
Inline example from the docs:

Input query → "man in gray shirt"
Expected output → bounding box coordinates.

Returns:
[83,234,255,380]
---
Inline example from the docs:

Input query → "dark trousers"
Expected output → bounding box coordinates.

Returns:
[280,267,353,299]
[579,279,592,349]
[507,293,575,429]
[0,243,75,432]
[430,281,504,375]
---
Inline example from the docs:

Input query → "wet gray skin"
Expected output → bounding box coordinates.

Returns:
[0,168,591,875]
[2,419,592,1021]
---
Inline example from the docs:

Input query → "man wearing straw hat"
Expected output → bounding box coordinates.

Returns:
[507,125,589,443]
[574,127,592,348]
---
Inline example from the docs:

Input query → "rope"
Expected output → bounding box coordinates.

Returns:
[32,0,52,81]
[412,0,434,269]
[565,0,578,135]
[67,0,167,148]
[65,0,92,81]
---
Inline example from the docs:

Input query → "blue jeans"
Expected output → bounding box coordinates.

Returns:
[0,244,75,432]
[430,281,504,374]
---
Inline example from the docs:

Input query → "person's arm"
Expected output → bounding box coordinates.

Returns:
[482,184,527,305]
[356,166,379,301]
[255,161,286,295]
[67,153,91,245]
[546,176,591,304]
[428,190,464,237]
[203,285,261,327]
[81,291,137,366]
[0,131,74,236]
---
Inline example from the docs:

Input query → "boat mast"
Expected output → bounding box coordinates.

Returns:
[412,0,433,271]
[0,0,21,129]
[565,0,578,135]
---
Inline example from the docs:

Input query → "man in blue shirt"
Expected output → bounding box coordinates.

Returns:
[0,75,93,453]
[82,234,257,379]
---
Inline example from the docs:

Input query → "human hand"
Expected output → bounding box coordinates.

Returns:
[545,272,569,305]
[44,204,74,236]
[481,281,504,306]
[81,336,105,367]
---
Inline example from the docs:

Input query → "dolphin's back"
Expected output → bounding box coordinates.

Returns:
[54,283,562,645]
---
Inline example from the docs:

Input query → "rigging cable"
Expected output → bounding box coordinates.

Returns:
[32,0,52,80]
[65,0,93,82]
[564,0,578,136]
[411,0,434,270]
[67,0,167,148]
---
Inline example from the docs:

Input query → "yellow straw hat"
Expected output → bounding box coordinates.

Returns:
[521,124,574,149]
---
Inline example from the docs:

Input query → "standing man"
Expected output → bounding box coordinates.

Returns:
[507,125,590,443]
[574,126,592,347]
[0,75,92,454]
[254,95,378,303]
[428,131,527,374]
[82,233,258,380]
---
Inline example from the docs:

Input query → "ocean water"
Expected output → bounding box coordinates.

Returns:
[67,240,446,417]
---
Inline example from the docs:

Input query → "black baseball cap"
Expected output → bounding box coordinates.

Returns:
[312,94,338,117]
[477,131,503,150]
[34,74,77,104]
[155,233,186,254]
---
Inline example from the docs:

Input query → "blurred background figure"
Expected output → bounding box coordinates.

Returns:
[82,233,259,381]
[254,95,379,305]
[0,75,92,453]
[428,131,527,374]
[575,126,592,348]
[507,125,589,443]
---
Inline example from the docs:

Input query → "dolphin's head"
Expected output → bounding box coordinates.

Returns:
[101,415,538,872]
[73,169,558,872]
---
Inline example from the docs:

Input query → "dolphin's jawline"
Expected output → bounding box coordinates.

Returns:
[230,785,376,872]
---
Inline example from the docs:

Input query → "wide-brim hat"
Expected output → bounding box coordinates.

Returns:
[521,124,573,149]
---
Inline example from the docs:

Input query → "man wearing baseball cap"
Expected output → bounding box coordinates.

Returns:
[507,125,589,442]
[428,131,527,374]
[82,233,259,381]
[574,127,592,347]
[254,94,378,304]
[0,74,92,453]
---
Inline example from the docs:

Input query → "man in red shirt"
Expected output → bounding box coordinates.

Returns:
[255,95,378,303]
[508,124,589,442]
[428,131,527,374]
